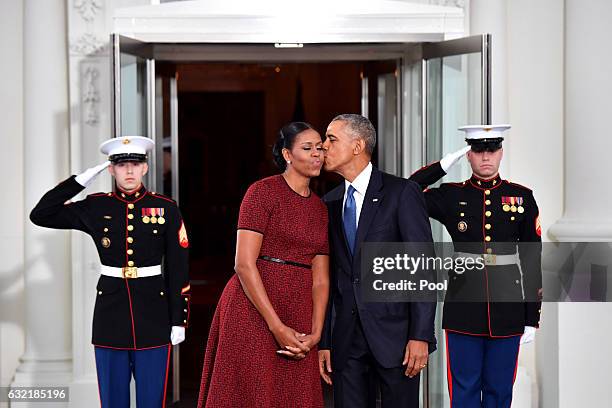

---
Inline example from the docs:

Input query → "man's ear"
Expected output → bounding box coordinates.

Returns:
[142,162,149,176]
[108,164,115,176]
[353,138,365,155]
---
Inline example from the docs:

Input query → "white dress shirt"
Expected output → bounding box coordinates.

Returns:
[343,162,373,227]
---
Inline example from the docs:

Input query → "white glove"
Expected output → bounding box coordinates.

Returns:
[440,145,471,172]
[170,326,186,345]
[75,161,111,187]
[520,326,536,345]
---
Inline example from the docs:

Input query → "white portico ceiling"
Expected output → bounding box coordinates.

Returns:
[113,0,464,43]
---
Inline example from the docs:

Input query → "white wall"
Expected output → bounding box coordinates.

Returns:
[556,0,612,406]
[0,0,25,395]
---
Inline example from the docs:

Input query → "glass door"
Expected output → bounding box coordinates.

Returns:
[417,34,491,408]
[111,35,182,404]
[361,60,401,174]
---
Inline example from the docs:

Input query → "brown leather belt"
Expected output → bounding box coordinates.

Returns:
[258,256,311,270]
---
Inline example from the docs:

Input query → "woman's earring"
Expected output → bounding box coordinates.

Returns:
[287,160,291,164]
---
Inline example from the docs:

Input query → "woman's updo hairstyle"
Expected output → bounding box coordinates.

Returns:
[272,121,314,172]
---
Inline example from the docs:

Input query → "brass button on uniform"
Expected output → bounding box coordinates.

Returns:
[184,309,188,313]
[485,200,491,205]
[127,237,133,243]
[183,320,187,324]
[485,190,491,196]
[128,203,134,209]
[103,228,108,232]
[121,193,126,198]
[485,211,492,217]
[486,248,493,254]
[485,224,491,230]
[485,236,491,242]
[128,214,134,220]
[127,225,134,231]
[127,249,133,255]
[160,291,164,296]
[511,216,515,221]
[98,291,102,295]
[127,261,134,267]
[153,229,158,234]
[460,212,465,217]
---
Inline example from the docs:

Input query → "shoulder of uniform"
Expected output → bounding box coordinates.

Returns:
[441,180,467,188]
[87,192,111,198]
[147,191,177,204]
[504,180,533,192]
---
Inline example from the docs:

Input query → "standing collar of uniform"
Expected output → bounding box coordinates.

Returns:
[114,184,147,202]
[469,173,502,190]
[345,162,373,197]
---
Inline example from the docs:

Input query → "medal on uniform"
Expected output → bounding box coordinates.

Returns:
[101,237,111,248]
[151,216,158,224]
[458,221,468,232]
[142,208,151,223]
[517,197,524,213]
[501,196,511,212]
[158,208,165,224]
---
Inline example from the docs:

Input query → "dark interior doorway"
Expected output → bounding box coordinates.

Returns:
[163,60,382,406]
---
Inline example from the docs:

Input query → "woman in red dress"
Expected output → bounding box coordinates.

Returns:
[198,122,330,407]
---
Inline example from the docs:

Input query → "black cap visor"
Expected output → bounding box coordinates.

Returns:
[109,153,148,164]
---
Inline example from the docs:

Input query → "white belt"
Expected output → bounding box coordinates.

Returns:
[100,265,162,279]
[454,252,519,266]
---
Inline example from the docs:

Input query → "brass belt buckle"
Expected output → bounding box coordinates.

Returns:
[483,254,497,266]
[122,266,138,279]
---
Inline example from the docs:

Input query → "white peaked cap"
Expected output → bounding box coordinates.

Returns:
[100,136,155,157]
[458,124,511,140]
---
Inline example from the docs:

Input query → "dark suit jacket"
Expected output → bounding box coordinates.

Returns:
[320,166,437,370]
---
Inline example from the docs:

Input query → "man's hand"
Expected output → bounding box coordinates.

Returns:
[520,326,536,345]
[318,350,333,385]
[170,326,186,345]
[402,340,429,378]
[75,161,111,187]
[440,145,471,172]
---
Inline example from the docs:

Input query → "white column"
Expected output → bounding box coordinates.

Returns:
[469,0,513,179]
[549,0,612,407]
[11,0,72,401]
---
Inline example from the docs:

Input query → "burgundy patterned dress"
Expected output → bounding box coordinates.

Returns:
[198,175,329,408]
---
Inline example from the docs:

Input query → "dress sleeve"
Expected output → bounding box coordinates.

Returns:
[237,181,273,235]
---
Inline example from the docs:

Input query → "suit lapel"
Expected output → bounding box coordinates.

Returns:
[353,167,384,262]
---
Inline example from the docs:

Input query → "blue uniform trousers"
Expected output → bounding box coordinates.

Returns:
[445,331,520,408]
[95,344,171,408]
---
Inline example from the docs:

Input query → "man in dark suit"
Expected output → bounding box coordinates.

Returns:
[318,114,436,408]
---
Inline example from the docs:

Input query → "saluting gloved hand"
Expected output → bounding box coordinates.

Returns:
[520,326,536,345]
[170,326,186,345]
[75,161,111,187]
[440,145,471,172]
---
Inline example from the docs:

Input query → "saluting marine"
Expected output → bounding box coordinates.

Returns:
[30,136,191,408]
[409,125,542,408]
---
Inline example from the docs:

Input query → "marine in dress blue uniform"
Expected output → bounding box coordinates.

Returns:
[30,136,191,408]
[409,125,542,408]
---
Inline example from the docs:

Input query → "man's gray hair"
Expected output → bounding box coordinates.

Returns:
[332,114,377,156]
